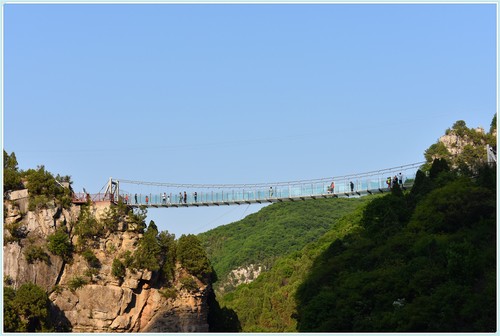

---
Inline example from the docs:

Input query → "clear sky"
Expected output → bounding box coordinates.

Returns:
[3,3,497,238]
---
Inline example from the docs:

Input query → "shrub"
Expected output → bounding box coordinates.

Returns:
[73,205,104,249]
[112,258,126,279]
[67,276,88,292]
[8,282,50,332]
[121,250,134,268]
[81,249,100,268]
[4,221,28,245]
[24,245,50,264]
[47,228,73,261]
[179,276,199,293]
[23,165,72,211]
[160,287,178,300]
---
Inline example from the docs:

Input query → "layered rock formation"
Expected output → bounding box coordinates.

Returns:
[3,193,210,332]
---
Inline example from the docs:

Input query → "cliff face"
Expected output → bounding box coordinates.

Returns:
[3,192,210,332]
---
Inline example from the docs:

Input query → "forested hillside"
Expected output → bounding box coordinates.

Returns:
[214,199,371,331]
[203,116,496,332]
[198,196,375,294]
[295,160,496,331]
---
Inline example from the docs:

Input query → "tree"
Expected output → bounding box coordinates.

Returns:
[8,283,51,332]
[3,150,23,191]
[133,220,161,271]
[23,165,72,210]
[158,230,177,283]
[4,286,21,331]
[47,228,73,261]
[177,234,213,281]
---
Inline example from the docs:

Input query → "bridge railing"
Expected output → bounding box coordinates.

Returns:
[118,172,416,206]
[72,192,113,203]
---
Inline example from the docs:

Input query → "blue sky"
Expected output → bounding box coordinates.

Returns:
[3,3,497,238]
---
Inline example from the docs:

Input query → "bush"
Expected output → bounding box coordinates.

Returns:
[4,221,28,245]
[24,245,50,264]
[7,282,50,332]
[47,228,73,261]
[112,258,126,279]
[121,250,134,268]
[73,205,104,249]
[81,249,100,268]
[180,276,199,292]
[67,276,88,292]
[160,287,178,300]
[23,165,73,211]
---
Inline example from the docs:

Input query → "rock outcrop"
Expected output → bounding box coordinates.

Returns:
[3,192,211,332]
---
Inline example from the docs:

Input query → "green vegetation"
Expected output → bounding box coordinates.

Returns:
[67,276,88,292]
[159,287,178,300]
[214,198,371,332]
[46,228,73,262]
[177,234,213,282]
[206,116,496,332]
[4,221,28,245]
[198,196,374,292]
[24,244,50,264]
[179,276,199,292]
[424,117,496,173]
[212,160,495,332]
[294,160,496,332]
[4,283,53,332]
[112,258,126,279]
[81,249,100,269]
[4,150,23,191]
[24,165,73,211]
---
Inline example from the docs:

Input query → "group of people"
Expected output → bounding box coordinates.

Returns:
[387,173,404,188]
[327,181,355,193]
[126,191,199,205]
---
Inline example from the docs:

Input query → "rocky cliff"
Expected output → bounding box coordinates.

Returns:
[3,191,210,332]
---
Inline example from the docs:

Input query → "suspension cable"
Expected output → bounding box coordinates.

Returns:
[116,161,425,189]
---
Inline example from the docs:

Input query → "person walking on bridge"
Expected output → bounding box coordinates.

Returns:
[183,191,187,204]
[134,193,138,204]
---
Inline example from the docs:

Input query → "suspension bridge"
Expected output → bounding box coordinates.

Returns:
[72,162,426,208]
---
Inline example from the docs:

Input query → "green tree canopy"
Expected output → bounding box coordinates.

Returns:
[3,150,23,191]
[177,234,212,281]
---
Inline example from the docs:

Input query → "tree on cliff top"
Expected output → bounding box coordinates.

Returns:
[177,234,213,282]
[3,150,23,191]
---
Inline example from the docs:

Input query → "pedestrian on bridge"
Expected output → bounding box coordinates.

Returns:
[183,191,187,203]
[179,192,182,204]
[145,195,149,205]
[269,187,273,197]
[350,181,354,192]
[328,181,335,193]
[162,193,166,204]
[194,191,198,202]
[134,193,138,204]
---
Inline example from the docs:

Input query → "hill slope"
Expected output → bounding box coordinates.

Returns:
[198,196,375,293]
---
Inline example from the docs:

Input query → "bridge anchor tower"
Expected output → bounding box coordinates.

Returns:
[104,177,119,202]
